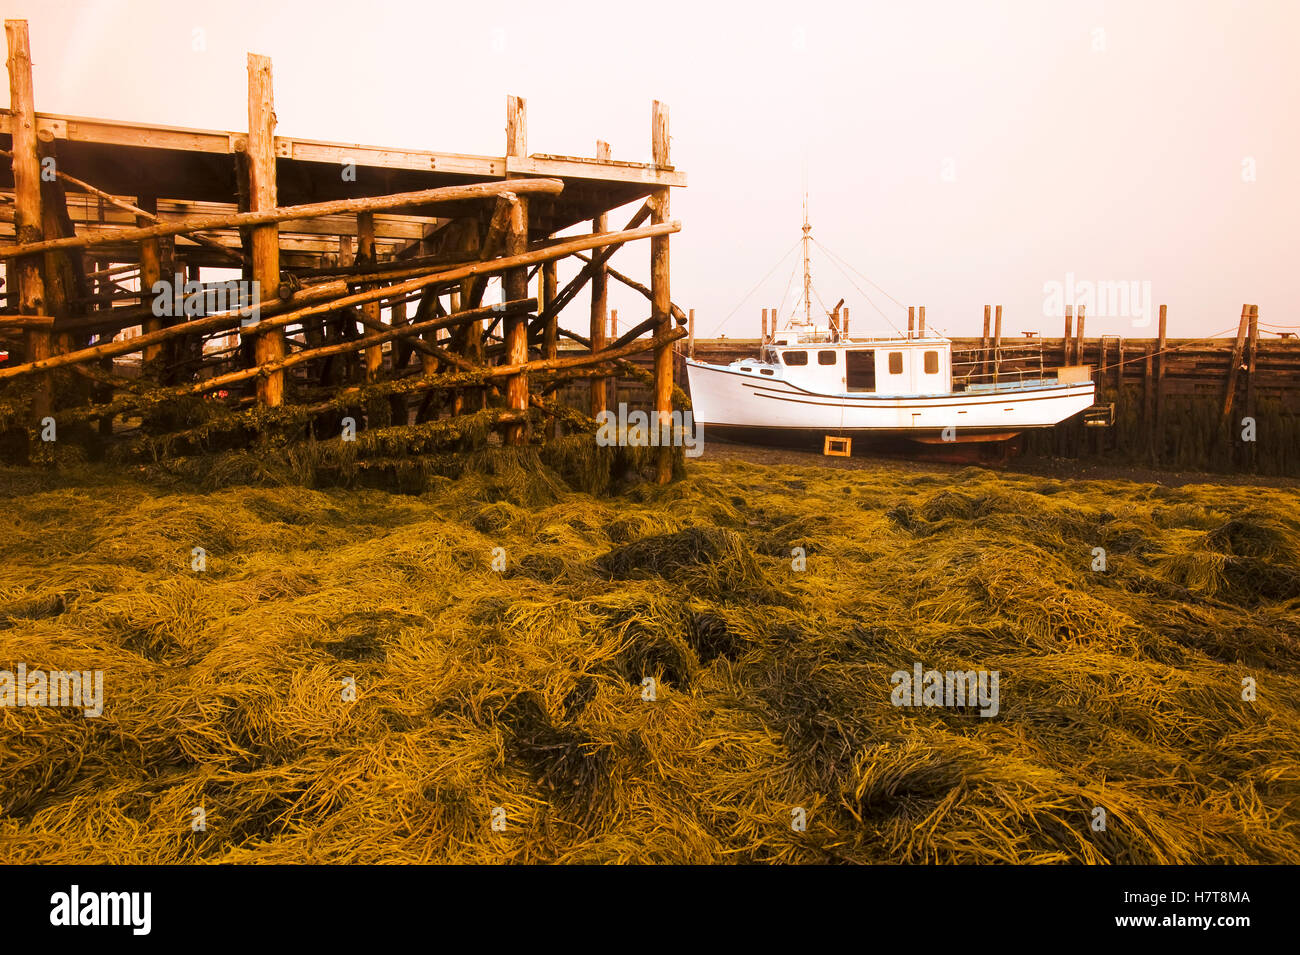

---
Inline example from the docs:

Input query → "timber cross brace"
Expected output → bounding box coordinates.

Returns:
[0,21,688,485]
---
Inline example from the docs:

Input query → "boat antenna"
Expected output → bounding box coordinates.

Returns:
[801,191,812,326]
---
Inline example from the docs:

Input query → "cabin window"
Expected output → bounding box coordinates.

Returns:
[760,368,774,376]
[783,350,808,366]
[888,352,904,375]
[818,350,837,365]
[924,351,939,374]
[846,350,876,392]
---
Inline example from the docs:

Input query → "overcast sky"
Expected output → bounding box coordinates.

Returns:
[9,0,1298,340]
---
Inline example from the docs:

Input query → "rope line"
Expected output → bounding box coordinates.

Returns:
[705,238,801,339]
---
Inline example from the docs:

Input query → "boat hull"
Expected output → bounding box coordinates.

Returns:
[684,359,1095,443]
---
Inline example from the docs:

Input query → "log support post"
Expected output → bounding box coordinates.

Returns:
[137,196,164,364]
[358,212,383,382]
[981,305,991,379]
[589,140,610,420]
[1155,303,1168,463]
[1246,303,1259,469]
[1063,306,1073,366]
[5,19,51,422]
[1222,304,1250,432]
[651,100,673,483]
[502,95,530,444]
[1075,305,1086,369]
[993,305,1003,386]
[541,258,558,438]
[248,53,284,407]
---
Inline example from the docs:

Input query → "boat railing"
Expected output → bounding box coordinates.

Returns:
[950,340,1048,390]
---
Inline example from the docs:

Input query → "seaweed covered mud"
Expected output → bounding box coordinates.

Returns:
[0,455,1298,863]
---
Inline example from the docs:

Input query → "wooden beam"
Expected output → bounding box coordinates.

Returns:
[0,145,244,266]
[539,201,651,323]
[0,280,348,380]
[3,179,566,259]
[572,252,687,325]
[651,99,673,484]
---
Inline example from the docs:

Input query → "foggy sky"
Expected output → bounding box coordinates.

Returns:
[9,0,1297,340]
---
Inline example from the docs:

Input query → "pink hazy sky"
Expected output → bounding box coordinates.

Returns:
[8,0,1299,340]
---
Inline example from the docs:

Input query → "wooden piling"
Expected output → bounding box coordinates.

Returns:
[502,195,529,444]
[993,305,1002,385]
[5,19,51,421]
[542,258,558,437]
[981,305,991,379]
[502,96,530,444]
[1144,343,1156,459]
[907,306,914,339]
[1155,304,1168,463]
[842,306,849,339]
[1063,306,1073,366]
[247,53,284,407]
[589,141,610,420]
[1246,304,1259,468]
[1221,304,1250,430]
[358,212,383,381]
[651,100,673,484]
[688,308,695,358]
[1075,306,1086,368]
[918,305,926,338]
[137,196,163,363]
[761,308,768,342]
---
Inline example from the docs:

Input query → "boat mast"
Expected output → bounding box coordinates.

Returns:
[801,192,812,326]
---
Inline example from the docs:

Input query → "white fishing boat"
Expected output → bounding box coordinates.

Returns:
[685,208,1096,449]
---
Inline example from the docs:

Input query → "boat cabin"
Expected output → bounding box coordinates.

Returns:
[734,331,954,397]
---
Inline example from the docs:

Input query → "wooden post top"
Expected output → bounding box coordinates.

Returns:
[652,101,669,167]
[506,95,527,158]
